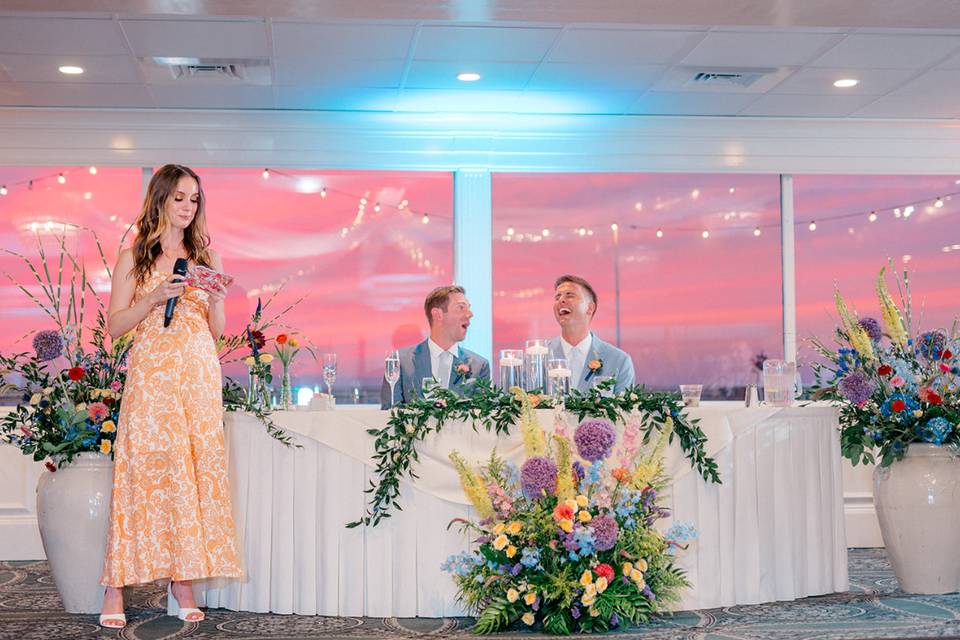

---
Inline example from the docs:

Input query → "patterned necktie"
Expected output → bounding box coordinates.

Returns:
[439,351,453,389]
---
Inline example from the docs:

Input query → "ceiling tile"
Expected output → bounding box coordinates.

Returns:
[853,93,960,118]
[0,82,153,108]
[149,84,274,109]
[739,93,879,117]
[627,91,759,115]
[938,51,960,68]
[547,29,705,65]
[810,34,960,70]
[275,86,398,111]
[0,17,129,56]
[518,90,641,114]
[272,22,415,60]
[770,67,919,95]
[680,31,843,67]
[414,26,560,62]
[275,57,404,87]
[405,61,537,90]
[396,88,525,112]
[0,54,142,83]
[880,68,960,99]
[526,63,665,92]
[121,19,270,58]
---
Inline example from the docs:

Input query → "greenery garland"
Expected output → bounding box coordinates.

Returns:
[222,376,300,448]
[347,379,720,528]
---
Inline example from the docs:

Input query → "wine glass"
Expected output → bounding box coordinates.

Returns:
[323,353,337,398]
[384,350,401,407]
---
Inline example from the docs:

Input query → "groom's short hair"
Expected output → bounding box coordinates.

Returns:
[424,285,466,325]
[555,275,598,315]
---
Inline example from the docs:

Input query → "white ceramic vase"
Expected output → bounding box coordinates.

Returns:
[873,443,960,594]
[36,452,114,613]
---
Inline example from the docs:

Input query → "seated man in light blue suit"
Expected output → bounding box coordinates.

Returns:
[548,274,635,393]
[381,285,491,408]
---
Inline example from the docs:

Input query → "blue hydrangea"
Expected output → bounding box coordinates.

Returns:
[917,417,954,445]
[572,526,596,558]
[520,547,541,569]
[880,393,920,424]
[440,551,483,576]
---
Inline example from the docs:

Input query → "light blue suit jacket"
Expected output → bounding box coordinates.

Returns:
[380,339,491,408]
[547,333,636,393]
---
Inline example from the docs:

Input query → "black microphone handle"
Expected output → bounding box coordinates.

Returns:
[163,258,189,328]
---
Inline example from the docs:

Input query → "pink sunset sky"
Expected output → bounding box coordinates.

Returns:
[1,167,957,399]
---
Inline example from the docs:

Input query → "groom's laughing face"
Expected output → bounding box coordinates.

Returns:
[553,282,595,330]
[437,292,473,342]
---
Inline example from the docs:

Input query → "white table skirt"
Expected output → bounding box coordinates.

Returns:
[195,403,848,616]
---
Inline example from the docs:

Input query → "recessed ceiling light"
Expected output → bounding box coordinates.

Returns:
[833,78,858,88]
[457,72,481,82]
[58,65,84,75]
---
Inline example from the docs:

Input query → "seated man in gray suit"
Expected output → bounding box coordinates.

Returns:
[548,274,635,393]
[381,285,491,408]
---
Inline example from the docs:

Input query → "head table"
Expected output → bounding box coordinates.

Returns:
[191,402,847,617]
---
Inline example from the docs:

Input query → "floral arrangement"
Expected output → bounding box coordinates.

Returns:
[442,390,694,634]
[0,233,132,468]
[811,266,959,467]
[349,379,718,528]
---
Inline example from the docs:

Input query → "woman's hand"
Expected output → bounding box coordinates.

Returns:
[207,282,228,305]
[147,275,187,307]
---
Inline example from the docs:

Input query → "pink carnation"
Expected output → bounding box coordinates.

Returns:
[87,402,110,423]
[110,380,122,392]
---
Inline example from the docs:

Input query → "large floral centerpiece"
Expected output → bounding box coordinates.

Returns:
[811,266,959,466]
[1,235,132,467]
[442,390,695,634]
[811,265,960,594]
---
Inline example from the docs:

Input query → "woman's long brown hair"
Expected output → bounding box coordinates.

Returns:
[131,164,212,287]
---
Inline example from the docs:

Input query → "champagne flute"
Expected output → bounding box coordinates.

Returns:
[323,353,337,398]
[385,350,401,407]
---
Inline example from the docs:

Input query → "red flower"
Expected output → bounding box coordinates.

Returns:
[892,399,906,413]
[553,504,574,521]
[45,461,56,472]
[103,396,116,406]
[877,364,892,376]
[594,563,615,582]
[67,367,84,381]
[943,349,954,360]
[940,364,951,373]
[276,334,288,344]
[928,392,943,406]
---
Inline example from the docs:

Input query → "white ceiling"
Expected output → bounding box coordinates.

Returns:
[0,3,959,118]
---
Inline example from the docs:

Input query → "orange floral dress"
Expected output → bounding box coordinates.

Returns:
[101,271,242,587]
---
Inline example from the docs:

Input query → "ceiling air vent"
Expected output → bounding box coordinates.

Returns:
[143,57,271,85]
[174,63,243,80]
[690,69,772,88]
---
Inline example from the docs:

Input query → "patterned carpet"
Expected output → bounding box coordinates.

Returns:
[2,549,960,639]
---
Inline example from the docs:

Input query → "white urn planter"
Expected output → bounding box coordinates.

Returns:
[873,443,960,594]
[36,452,113,613]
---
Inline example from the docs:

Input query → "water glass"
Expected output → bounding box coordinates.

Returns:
[499,349,523,390]
[591,375,614,396]
[524,339,549,391]
[679,384,703,407]
[323,353,337,397]
[547,357,571,402]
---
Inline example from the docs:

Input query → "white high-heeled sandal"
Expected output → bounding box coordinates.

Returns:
[167,581,204,622]
[98,613,126,629]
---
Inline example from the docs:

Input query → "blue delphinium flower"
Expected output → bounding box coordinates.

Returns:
[572,526,596,558]
[520,547,541,569]
[440,551,483,576]
[917,417,953,445]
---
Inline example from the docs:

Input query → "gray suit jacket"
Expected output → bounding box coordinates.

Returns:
[547,333,636,393]
[380,339,491,408]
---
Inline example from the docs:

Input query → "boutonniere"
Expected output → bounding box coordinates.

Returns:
[585,358,604,380]
[453,357,472,384]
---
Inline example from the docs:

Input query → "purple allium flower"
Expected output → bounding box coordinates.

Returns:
[609,613,620,627]
[838,370,876,406]
[574,418,617,462]
[858,317,882,342]
[32,330,63,361]
[570,606,581,620]
[520,456,557,499]
[589,514,619,551]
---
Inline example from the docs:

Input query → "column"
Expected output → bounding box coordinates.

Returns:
[453,169,492,363]
[780,174,797,363]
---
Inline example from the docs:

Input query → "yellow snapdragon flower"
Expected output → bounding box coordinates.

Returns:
[506,588,519,603]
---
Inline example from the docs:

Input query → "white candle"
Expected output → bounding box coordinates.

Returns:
[525,345,549,356]
[499,357,523,367]
[548,367,572,378]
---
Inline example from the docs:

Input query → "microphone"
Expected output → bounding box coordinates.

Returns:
[163,258,189,328]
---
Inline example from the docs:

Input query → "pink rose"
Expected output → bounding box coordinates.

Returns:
[889,375,905,388]
[110,380,122,392]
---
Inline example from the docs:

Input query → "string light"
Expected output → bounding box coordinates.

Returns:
[656,229,663,238]
[808,221,817,231]
[57,173,66,184]
[0,185,6,196]
[729,187,736,194]
[374,202,381,213]
[701,230,709,239]
[83,192,92,200]
[507,227,515,236]
[869,211,878,222]
[610,223,619,231]
[894,208,901,218]
[88,166,97,175]
[262,168,270,180]
[753,227,761,236]
[903,205,914,217]
[421,213,430,224]
[360,197,367,205]
[542,228,550,237]
[935,197,944,208]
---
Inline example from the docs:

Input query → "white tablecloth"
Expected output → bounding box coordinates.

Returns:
[196,402,848,616]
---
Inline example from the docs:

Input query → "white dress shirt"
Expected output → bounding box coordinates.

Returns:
[428,339,459,389]
[560,333,593,384]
